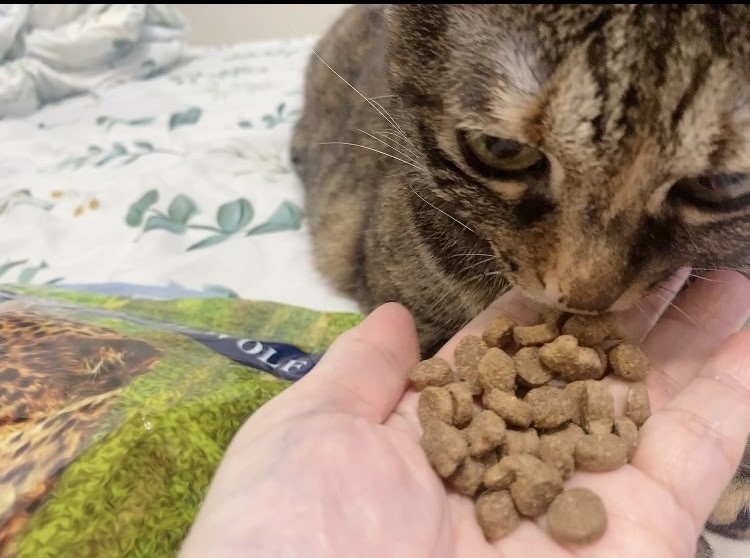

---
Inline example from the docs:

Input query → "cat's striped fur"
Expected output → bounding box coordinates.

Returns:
[291,6,750,556]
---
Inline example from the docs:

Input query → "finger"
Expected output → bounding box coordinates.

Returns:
[615,267,691,343]
[631,329,750,532]
[436,288,546,362]
[293,302,420,423]
[643,270,750,405]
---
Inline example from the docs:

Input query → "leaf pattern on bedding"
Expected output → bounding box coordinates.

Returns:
[246,200,305,236]
[126,190,306,252]
[238,102,301,129]
[55,142,178,169]
[0,36,358,313]
[168,107,202,130]
[96,115,155,131]
[0,190,54,215]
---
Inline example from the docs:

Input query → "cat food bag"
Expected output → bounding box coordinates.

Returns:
[0,284,362,557]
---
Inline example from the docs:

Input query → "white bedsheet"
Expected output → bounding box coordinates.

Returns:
[0,36,358,313]
[0,4,187,117]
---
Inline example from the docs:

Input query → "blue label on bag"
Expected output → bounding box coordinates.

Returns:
[183,331,321,381]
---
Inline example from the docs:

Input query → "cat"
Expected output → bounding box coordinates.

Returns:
[291,5,750,558]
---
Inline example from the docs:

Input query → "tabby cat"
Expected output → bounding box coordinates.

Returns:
[291,5,750,557]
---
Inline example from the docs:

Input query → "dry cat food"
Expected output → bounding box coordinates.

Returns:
[410,311,652,544]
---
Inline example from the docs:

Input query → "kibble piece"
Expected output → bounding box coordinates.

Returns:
[614,416,639,460]
[409,357,454,390]
[513,323,559,346]
[547,488,607,544]
[483,388,533,428]
[417,386,454,425]
[539,435,576,479]
[446,382,476,428]
[581,380,615,435]
[421,421,469,478]
[478,348,516,392]
[498,452,544,474]
[525,386,575,429]
[564,381,586,425]
[450,457,485,497]
[503,429,540,457]
[482,315,516,349]
[545,422,586,447]
[562,313,621,346]
[484,460,517,490]
[626,383,651,426]
[514,347,553,387]
[609,343,650,381]
[455,335,489,394]
[509,458,564,517]
[539,335,605,381]
[465,410,507,457]
[575,433,628,472]
[476,490,520,540]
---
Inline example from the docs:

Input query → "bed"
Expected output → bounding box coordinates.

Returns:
[0,5,745,558]
[0,4,357,315]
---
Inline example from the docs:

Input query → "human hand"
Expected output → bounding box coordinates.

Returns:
[179,270,750,558]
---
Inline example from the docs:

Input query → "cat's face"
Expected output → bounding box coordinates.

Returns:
[385,5,750,312]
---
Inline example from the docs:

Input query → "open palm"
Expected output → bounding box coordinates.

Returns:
[180,270,750,558]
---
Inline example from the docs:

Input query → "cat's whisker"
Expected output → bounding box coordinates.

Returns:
[633,302,652,342]
[407,184,478,235]
[356,129,422,166]
[366,94,398,101]
[454,256,497,276]
[371,130,421,160]
[369,97,412,145]
[320,142,477,237]
[311,50,413,146]
[690,266,743,272]
[688,273,725,283]
[318,141,427,173]
[447,253,495,259]
[652,291,699,327]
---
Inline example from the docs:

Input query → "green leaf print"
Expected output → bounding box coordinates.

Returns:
[18,261,48,284]
[96,116,155,131]
[168,195,198,224]
[126,190,159,227]
[240,102,300,130]
[134,141,154,152]
[169,107,203,130]
[188,233,229,251]
[144,215,186,234]
[112,38,134,52]
[217,199,254,234]
[246,201,305,236]
[95,143,129,166]
[0,259,28,279]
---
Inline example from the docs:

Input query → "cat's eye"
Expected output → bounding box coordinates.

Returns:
[670,173,750,210]
[458,131,547,177]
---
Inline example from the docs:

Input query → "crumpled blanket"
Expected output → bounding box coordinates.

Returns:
[0,4,187,118]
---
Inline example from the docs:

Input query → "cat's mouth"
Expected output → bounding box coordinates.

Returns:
[516,288,603,315]
[510,267,690,316]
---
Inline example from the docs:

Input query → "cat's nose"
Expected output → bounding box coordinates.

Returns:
[541,273,621,313]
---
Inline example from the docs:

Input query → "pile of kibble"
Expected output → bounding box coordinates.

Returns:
[411,312,651,544]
